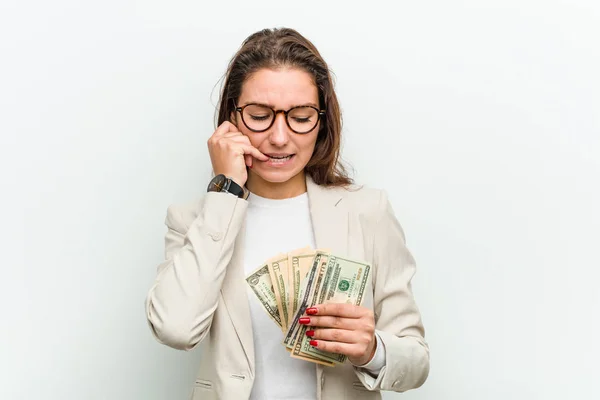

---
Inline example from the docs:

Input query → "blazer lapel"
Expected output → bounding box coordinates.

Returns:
[306,176,350,396]
[306,177,349,255]
[219,217,255,375]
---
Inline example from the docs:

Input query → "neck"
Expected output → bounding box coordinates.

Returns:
[246,170,307,199]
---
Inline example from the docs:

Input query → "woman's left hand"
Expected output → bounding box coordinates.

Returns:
[300,303,376,366]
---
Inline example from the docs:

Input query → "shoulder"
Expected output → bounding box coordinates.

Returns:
[337,182,406,237]
[338,183,407,244]
[337,182,389,217]
[163,192,246,232]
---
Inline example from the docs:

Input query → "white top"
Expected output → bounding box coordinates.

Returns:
[243,191,385,400]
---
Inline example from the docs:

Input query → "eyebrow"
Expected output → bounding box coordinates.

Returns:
[242,101,320,109]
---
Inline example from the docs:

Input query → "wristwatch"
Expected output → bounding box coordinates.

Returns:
[207,174,248,199]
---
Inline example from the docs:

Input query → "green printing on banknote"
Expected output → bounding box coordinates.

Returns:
[246,264,282,328]
[293,256,371,364]
[269,256,290,330]
[290,252,315,318]
[291,255,301,317]
[284,252,325,348]
[290,254,330,359]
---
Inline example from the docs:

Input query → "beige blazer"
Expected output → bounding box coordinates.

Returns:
[145,177,430,399]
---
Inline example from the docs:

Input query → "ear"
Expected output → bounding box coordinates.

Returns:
[230,111,238,126]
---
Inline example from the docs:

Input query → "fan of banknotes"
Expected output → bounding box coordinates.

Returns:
[245,246,371,366]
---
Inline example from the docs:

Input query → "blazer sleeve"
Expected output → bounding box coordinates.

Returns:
[145,192,248,351]
[353,190,430,392]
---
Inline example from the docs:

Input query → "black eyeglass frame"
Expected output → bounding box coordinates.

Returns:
[234,102,326,134]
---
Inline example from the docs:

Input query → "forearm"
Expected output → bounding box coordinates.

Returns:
[375,330,429,391]
[353,330,429,391]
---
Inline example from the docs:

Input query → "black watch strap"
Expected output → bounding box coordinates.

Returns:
[223,177,246,199]
[207,174,248,199]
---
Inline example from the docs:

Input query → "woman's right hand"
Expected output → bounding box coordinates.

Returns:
[207,121,268,187]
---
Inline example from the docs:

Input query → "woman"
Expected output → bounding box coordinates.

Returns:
[145,27,430,400]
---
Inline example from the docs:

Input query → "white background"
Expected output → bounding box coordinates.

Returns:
[1,0,599,399]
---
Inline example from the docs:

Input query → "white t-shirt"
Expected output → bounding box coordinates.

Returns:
[244,191,318,400]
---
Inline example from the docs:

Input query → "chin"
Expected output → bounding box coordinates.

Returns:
[252,167,303,184]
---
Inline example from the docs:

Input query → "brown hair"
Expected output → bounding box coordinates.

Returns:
[216,27,353,187]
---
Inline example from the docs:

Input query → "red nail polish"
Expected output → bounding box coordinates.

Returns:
[299,317,310,325]
[309,340,318,347]
[306,330,315,337]
[306,307,318,315]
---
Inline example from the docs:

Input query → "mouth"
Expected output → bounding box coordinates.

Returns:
[264,153,295,165]
[266,153,294,161]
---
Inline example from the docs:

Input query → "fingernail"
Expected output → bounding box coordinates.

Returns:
[306,330,315,337]
[309,340,318,347]
[299,317,310,325]
[306,307,318,315]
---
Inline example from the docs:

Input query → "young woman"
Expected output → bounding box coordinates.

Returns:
[145,27,430,400]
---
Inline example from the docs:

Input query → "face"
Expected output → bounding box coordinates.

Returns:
[235,67,321,188]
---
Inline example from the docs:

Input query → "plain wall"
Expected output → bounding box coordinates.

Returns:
[2,0,599,399]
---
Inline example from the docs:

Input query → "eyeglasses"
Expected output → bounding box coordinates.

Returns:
[234,102,325,134]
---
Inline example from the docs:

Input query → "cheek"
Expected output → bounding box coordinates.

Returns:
[238,128,264,148]
[247,134,262,148]
[305,124,321,155]
[298,135,318,158]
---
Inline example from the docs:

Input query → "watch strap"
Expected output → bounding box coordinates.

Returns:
[207,174,248,199]
[223,177,247,199]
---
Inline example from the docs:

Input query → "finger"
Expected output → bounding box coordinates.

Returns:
[220,134,252,149]
[306,328,356,344]
[308,340,361,358]
[240,144,268,161]
[306,304,369,319]
[299,315,359,330]
[245,154,252,168]
[221,132,244,139]
[213,121,239,137]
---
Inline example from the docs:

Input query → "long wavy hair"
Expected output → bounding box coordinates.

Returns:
[216,27,353,187]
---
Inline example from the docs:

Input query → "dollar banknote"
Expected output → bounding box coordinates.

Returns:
[291,255,371,364]
[246,246,371,367]
[283,251,328,348]
[267,253,291,332]
[245,263,282,328]
[288,247,317,319]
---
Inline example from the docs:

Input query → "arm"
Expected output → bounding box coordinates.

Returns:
[145,192,247,351]
[353,190,430,392]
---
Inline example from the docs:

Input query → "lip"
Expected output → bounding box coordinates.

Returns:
[265,153,294,157]
[262,153,295,167]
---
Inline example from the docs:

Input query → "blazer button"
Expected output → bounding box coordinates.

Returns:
[209,231,222,241]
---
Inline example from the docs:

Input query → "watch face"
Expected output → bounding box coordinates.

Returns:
[208,174,227,192]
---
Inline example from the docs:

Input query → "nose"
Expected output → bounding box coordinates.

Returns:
[268,112,290,146]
